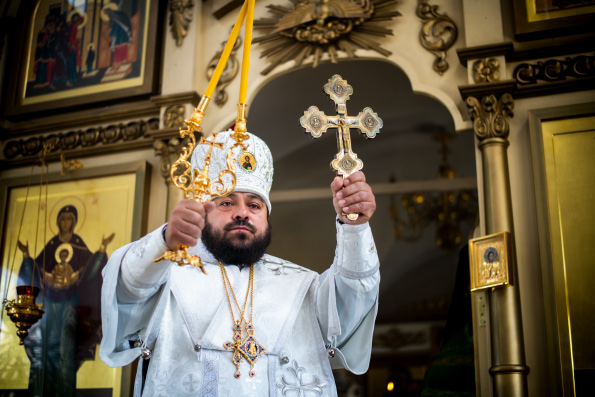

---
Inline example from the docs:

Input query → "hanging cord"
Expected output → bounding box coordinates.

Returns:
[1,167,35,313]
[205,0,249,100]
[40,160,49,308]
[30,160,45,290]
[233,0,255,138]
[187,0,255,137]
[238,0,254,105]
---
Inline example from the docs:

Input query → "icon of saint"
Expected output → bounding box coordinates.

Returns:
[482,248,501,283]
[17,205,115,395]
[242,154,253,170]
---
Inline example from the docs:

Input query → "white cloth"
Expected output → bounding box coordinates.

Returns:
[100,220,380,396]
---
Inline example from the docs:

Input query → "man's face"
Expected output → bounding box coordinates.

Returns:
[202,192,271,266]
[488,252,495,262]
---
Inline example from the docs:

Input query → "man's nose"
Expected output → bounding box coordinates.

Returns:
[233,202,249,220]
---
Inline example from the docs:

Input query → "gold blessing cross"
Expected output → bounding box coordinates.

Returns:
[300,74,382,220]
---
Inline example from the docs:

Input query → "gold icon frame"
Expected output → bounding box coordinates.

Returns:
[469,231,512,291]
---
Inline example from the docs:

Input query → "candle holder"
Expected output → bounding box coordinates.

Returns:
[3,286,44,345]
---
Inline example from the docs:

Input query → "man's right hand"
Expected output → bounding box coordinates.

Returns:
[164,199,214,251]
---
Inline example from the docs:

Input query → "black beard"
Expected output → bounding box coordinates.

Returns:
[202,219,272,268]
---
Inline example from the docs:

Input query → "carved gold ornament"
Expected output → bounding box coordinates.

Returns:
[170,0,194,47]
[416,2,458,75]
[254,0,401,75]
[60,152,83,176]
[472,58,500,83]
[466,94,514,141]
[164,104,186,128]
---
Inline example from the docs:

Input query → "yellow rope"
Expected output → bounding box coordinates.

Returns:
[239,0,255,105]
[204,0,250,99]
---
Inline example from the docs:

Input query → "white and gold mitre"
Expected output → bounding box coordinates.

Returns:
[191,130,274,213]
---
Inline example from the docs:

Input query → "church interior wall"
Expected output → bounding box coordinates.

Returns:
[162,0,203,95]
[462,0,505,47]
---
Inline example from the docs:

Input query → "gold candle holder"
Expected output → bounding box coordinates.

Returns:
[3,286,44,345]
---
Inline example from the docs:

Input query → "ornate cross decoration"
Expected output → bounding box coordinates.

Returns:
[238,323,266,377]
[300,74,382,220]
[223,321,245,378]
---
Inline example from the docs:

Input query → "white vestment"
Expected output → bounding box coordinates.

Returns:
[100,220,380,396]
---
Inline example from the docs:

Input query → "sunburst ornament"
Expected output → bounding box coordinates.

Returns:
[253,0,401,75]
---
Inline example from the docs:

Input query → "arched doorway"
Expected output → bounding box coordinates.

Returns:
[248,59,478,395]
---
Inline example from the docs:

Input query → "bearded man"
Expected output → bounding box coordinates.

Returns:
[100,130,380,396]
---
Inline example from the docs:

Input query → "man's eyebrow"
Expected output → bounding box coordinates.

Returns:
[215,193,237,201]
[246,193,264,203]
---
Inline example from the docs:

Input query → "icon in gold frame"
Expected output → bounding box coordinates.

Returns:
[469,231,512,291]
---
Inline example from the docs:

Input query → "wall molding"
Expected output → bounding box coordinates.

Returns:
[1,117,159,169]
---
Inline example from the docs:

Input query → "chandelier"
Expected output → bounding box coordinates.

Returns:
[390,132,477,251]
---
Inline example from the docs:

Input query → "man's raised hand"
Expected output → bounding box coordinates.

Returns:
[164,199,214,251]
[330,171,376,225]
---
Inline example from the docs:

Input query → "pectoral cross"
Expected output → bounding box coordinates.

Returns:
[224,321,245,378]
[300,74,382,220]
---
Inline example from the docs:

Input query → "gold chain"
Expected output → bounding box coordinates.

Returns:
[217,261,252,326]
[219,261,265,378]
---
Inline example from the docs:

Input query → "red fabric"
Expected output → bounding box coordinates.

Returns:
[113,43,128,65]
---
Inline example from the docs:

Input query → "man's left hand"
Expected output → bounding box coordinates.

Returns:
[331,171,376,225]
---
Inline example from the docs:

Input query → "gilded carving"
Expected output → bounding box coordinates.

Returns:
[472,58,500,83]
[164,104,186,128]
[513,54,594,85]
[170,0,194,47]
[153,135,193,183]
[60,152,83,176]
[2,118,158,160]
[416,2,458,75]
[206,35,242,107]
[466,94,514,141]
[254,0,401,75]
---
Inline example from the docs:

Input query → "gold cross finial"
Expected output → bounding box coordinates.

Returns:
[300,75,382,219]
